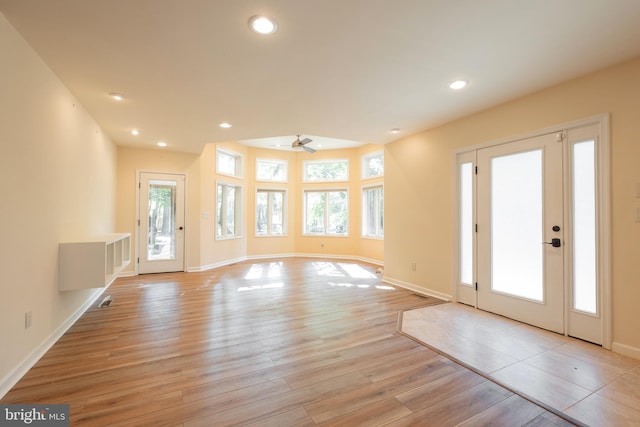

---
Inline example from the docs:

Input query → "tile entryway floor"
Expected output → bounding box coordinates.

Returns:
[400,303,640,426]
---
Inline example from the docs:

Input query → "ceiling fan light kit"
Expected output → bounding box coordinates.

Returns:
[292,135,316,153]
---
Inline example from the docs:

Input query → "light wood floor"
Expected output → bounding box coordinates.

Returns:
[3,258,576,426]
[401,303,640,427]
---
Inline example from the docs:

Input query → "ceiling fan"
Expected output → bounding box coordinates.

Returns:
[292,135,316,153]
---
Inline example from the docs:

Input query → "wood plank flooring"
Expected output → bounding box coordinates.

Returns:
[401,303,640,427]
[2,258,575,426]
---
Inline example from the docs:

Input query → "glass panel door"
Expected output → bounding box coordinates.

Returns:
[139,172,185,274]
[490,150,543,301]
[147,180,177,261]
[477,133,564,333]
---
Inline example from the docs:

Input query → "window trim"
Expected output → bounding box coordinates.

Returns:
[361,184,384,240]
[216,180,243,240]
[216,147,244,179]
[302,188,349,236]
[255,187,288,237]
[361,151,384,180]
[302,159,350,183]
[255,158,288,183]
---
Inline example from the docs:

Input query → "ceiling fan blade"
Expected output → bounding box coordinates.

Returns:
[299,138,312,145]
[303,145,316,153]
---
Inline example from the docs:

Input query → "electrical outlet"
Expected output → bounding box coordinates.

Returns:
[411,262,417,271]
[25,311,32,329]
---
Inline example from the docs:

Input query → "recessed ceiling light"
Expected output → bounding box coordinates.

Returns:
[248,15,278,35]
[448,80,468,90]
[219,122,232,129]
[131,129,139,136]
[109,93,125,101]
[390,128,400,134]
[157,141,167,147]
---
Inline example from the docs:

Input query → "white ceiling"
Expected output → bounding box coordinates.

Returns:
[2,1,640,154]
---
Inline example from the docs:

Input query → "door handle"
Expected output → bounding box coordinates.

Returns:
[178,226,184,231]
[542,238,561,248]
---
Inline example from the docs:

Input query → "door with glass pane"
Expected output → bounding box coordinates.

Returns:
[139,172,185,274]
[477,133,564,333]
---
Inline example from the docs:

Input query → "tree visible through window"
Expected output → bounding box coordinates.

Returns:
[217,148,243,178]
[303,160,349,182]
[362,186,383,238]
[256,189,286,236]
[362,151,384,179]
[304,190,348,235]
[216,182,242,238]
[256,159,287,182]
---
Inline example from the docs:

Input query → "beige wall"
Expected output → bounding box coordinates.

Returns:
[385,56,640,356]
[0,13,118,390]
[115,147,200,271]
[116,142,385,272]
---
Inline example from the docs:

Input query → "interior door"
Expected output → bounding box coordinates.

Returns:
[138,172,185,274]
[477,133,564,333]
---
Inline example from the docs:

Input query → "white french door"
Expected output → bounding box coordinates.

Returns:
[138,172,185,274]
[455,118,609,345]
[477,133,564,333]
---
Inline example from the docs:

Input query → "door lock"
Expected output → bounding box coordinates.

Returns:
[543,238,561,248]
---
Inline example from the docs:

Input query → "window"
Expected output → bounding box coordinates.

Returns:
[216,147,243,178]
[256,189,286,236]
[362,186,383,238]
[303,190,348,235]
[256,158,287,182]
[303,159,349,182]
[216,182,242,239]
[572,139,597,314]
[362,151,384,179]
[459,162,473,285]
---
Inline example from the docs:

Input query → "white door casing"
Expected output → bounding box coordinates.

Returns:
[138,172,186,274]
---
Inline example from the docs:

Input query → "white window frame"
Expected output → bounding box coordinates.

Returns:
[255,158,288,182]
[216,147,244,178]
[362,151,384,179]
[255,188,287,237]
[302,159,349,183]
[216,181,243,240]
[361,184,384,239]
[303,188,349,236]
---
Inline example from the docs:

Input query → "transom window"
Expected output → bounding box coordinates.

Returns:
[256,189,286,236]
[256,158,287,182]
[303,159,349,182]
[362,151,384,179]
[216,147,243,178]
[303,190,348,235]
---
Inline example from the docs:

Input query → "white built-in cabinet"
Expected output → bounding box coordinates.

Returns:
[58,233,131,291]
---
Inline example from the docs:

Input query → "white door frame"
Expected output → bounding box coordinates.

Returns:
[136,170,187,274]
[452,113,611,349]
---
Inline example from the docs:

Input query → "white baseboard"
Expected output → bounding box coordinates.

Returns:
[186,256,249,273]
[0,286,109,399]
[612,341,640,361]
[383,275,452,301]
